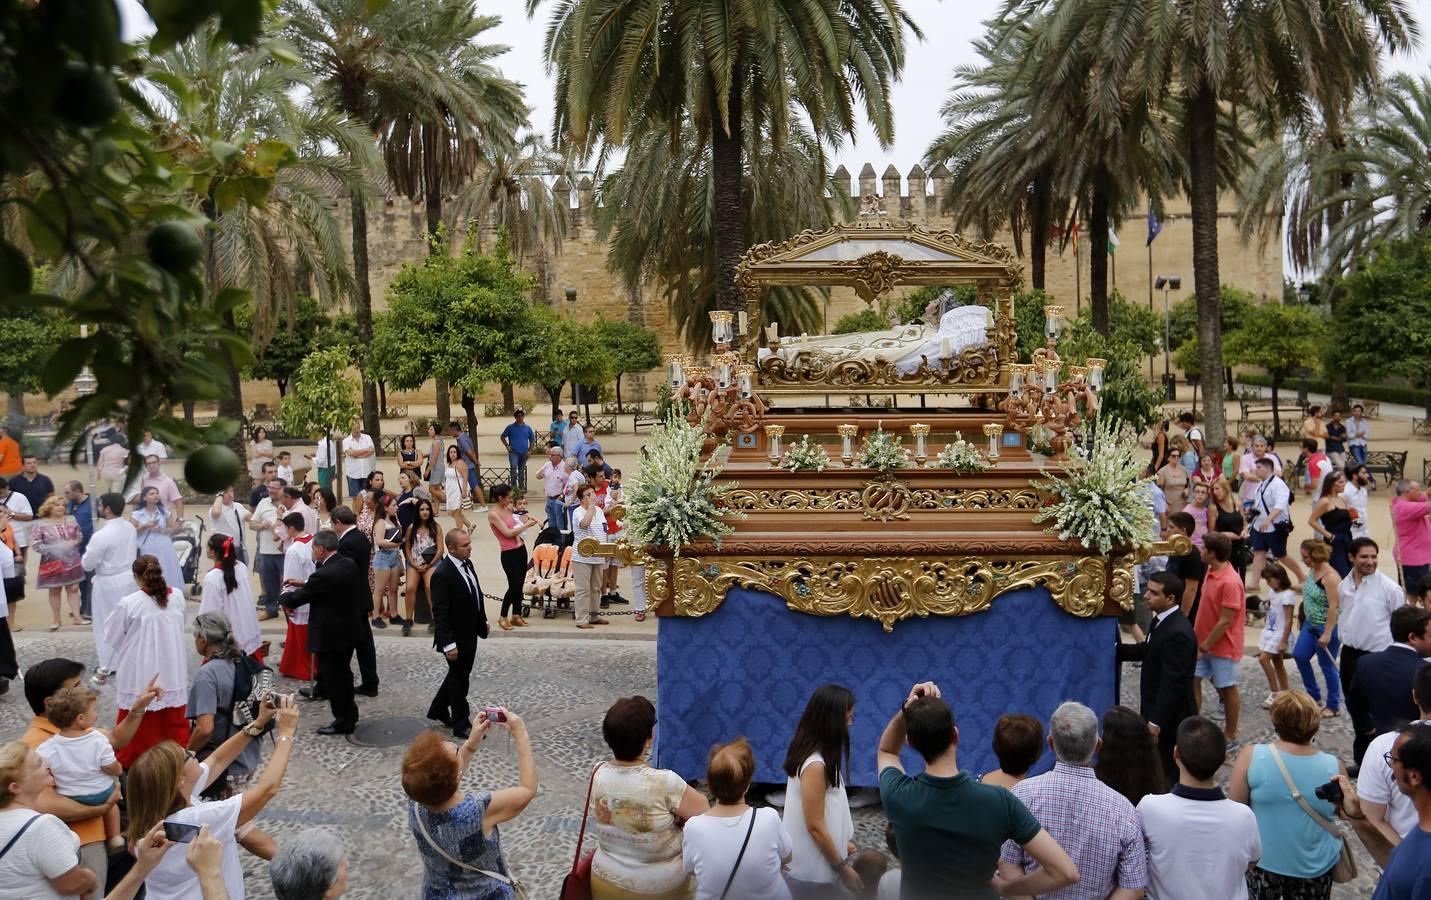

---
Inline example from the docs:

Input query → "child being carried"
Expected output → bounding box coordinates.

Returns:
[35,685,125,850]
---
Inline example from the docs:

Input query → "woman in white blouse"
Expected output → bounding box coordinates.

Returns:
[0,741,97,899]
[197,533,262,658]
[104,556,191,769]
[780,684,859,895]
[248,426,275,480]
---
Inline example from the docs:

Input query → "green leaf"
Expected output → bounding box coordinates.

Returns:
[212,179,243,213]
[202,417,242,445]
[252,138,296,172]
[210,139,243,165]
[0,240,32,295]
[213,287,251,313]
[219,0,264,45]
[366,0,393,13]
[42,338,89,396]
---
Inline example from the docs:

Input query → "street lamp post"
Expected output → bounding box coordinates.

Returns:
[565,287,578,407]
[73,324,98,526]
[1154,275,1181,402]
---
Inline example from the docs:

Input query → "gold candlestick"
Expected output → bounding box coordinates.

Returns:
[982,422,1004,459]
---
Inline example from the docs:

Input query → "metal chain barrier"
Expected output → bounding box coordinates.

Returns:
[482,592,644,616]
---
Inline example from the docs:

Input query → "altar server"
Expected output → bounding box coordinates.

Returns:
[278,512,315,681]
[197,533,263,658]
[105,555,190,767]
[82,493,137,686]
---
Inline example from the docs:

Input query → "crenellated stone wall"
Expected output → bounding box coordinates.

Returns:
[351,162,1284,358]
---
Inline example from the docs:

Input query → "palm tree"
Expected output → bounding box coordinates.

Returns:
[595,113,844,349]
[139,25,373,465]
[284,0,522,439]
[1008,0,1416,444]
[452,133,572,275]
[532,0,917,332]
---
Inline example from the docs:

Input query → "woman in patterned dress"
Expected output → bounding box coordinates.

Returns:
[32,496,86,630]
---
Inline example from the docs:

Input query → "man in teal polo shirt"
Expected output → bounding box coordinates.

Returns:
[877,682,1080,898]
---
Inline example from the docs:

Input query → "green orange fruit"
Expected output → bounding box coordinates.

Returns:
[184,445,241,494]
[55,61,119,128]
[145,221,203,273]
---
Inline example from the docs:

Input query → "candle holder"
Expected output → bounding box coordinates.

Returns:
[709,311,734,348]
[1084,357,1106,392]
[1068,364,1089,384]
[666,354,686,391]
[764,321,781,347]
[737,310,748,336]
[765,425,786,464]
[837,424,859,466]
[713,352,737,389]
[1037,356,1061,391]
[1043,304,1064,342]
[1009,364,1027,398]
[734,364,754,399]
[910,423,931,466]
[982,422,1004,459]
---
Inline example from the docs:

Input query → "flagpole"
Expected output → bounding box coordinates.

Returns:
[1147,236,1155,382]
[1075,228,1082,316]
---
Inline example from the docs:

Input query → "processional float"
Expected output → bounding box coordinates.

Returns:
[587,218,1185,785]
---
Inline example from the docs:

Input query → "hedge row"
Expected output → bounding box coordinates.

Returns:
[1234,374,1428,408]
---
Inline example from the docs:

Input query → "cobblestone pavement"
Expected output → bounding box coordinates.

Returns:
[0,631,1387,898]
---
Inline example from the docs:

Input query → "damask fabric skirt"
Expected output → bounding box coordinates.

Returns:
[279,621,313,680]
[114,705,190,769]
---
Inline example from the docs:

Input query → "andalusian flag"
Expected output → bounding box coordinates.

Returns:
[1107,227,1120,255]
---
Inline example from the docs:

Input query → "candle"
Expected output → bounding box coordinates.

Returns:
[765,425,786,463]
[666,354,685,390]
[1009,365,1025,397]
[737,310,748,335]
[1043,305,1064,341]
[735,365,754,399]
[709,310,734,346]
[910,423,930,465]
[837,424,859,465]
[765,321,780,344]
[941,337,951,360]
[1085,358,1106,392]
[983,422,1004,459]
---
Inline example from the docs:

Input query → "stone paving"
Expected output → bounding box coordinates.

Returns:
[0,626,1391,898]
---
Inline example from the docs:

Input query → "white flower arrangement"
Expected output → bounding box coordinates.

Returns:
[622,409,741,554]
[857,426,910,474]
[933,432,991,472]
[780,434,831,472]
[1034,416,1155,555]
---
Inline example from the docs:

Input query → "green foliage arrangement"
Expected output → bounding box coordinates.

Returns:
[780,435,831,473]
[1035,417,1155,555]
[832,308,890,335]
[933,433,991,472]
[622,410,740,554]
[857,427,910,474]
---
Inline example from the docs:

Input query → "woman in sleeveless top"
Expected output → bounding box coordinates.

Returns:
[424,423,445,486]
[487,485,537,631]
[1292,540,1342,716]
[442,445,470,531]
[1210,479,1250,579]
[399,434,423,484]
[1308,472,1354,577]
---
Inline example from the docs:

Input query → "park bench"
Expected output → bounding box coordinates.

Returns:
[1423,458,1430,485]
[1364,450,1407,487]
[1232,419,1301,445]
[633,411,658,432]
[1412,419,1431,438]
[588,415,618,435]
[1237,396,1306,423]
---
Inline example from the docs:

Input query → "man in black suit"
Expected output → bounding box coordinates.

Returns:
[1116,570,1198,785]
[280,530,364,735]
[427,528,488,739]
[1352,606,1431,736]
[332,505,380,695]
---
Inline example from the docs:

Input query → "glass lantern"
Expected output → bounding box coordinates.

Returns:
[1039,357,1060,391]
[737,310,748,336]
[714,353,736,389]
[1044,305,1064,341]
[765,425,786,463]
[735,364,754,399]
[666,354,685,390]
[1069,365,1089,384]
[910,424,931,465]
[1009,364,1026,398]
[709,311,735,347]
[1085,358,1106,392]
[982,422,1004,459]
[837,424,859,466]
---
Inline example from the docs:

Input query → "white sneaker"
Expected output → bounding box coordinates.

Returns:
[1261,692,1277,709]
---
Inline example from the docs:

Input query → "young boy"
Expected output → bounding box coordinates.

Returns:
[35,685,124,849]
[276,450,296,485]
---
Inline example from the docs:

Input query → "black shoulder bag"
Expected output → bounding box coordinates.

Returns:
[719,808,758,900]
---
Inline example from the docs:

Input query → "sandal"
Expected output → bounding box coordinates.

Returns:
[49,623,59,632]
[499,618,514,631]
[1321,707,1340,718]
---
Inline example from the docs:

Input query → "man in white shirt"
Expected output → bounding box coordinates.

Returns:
[1248,457,1299,592]
[1343,463,1373,540]
[207,487,250,566]
[1137,716,1260,899]
[249,477,287,620]
[0,477,33,564]
[135,430,167,460]
[1339,537,1409,766]
[307,435,337,491]
[1347,404,1371,468]
[1177,411,1205,457]
[1359,667,1431,846]
[340,422,375,500]
[82,494,138,681]
[1238,436,1283,506]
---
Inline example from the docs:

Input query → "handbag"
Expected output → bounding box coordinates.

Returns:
[560,763,602,900]
[720,807,759,900]
[410,801,530,899]
[1267,746,1358,884]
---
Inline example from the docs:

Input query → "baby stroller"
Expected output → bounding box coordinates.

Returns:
[526,525,575,619]
[172,515,206,599]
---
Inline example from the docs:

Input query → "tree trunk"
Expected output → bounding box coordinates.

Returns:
[501,382,514,414]
[378,381,388,417]
[1188,86,1227,447]
[1325,124,1352,412]
[276,379,288,398]
[422,124,442,242]
[182,400,195,425]
[614,374,624,412]
[1089,172,1111,334]
[435,378,451,428]
[1271,373,1282,437]
[1029,172,1051,292]
[350,193,381,442]
[460,390,479,463]
[7,389,25,434]
[546,385,562,420]
[711,72,745,342]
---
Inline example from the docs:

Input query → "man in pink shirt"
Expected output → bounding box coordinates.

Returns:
[1393,480,1431,598]
[136,454,183,520]
[1194,532,1246,744]
[1238,435,1283,506]
[534,445,568,531]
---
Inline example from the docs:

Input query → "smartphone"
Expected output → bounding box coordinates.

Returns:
[162,820,201,843]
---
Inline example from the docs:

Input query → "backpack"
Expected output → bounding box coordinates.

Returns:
[221,655,274,733]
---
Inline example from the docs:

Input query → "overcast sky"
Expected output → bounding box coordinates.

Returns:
[120,0,1431,179]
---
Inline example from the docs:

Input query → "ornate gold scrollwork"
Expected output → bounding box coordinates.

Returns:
[844,250,906,301]
[722,484,1043,515]
[860,479,911,521]
[755,341,1002,391]
[668,554,1114,632]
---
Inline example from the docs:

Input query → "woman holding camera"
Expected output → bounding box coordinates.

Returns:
[1228,690,1345,899]
[402,708,537,899]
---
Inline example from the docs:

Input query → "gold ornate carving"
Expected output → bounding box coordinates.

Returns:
[845,250,906,301]
[668,554,1113,631]
[756,340,1003,392]
[722,485,1042,514]
[860,478,911,521]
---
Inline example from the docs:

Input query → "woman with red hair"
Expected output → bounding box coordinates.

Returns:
[103,555,190,767]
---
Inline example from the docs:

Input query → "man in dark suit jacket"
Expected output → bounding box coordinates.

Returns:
[427,527,488,739]
[332,505,379,695]
[1352,605,1431,736]
[280,530,365,735]
[1116,570,1198,785]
